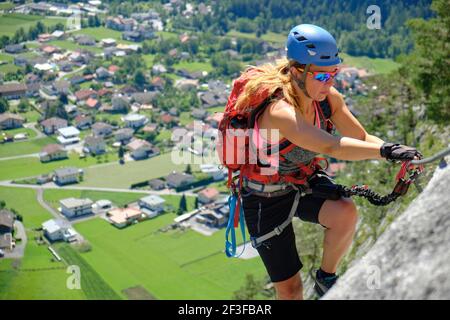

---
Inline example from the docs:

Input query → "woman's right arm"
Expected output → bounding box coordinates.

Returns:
[269,101,383,161]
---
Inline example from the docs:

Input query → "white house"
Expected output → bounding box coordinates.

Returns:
[57,126,80,145]
[138,195,165,218]
[122,113,148,129]
[114,128,134,144]
[42,219,78,242]
[53,167,82,185]
[198,187,219,204]
[60,198,93,219]
[83,135,106,155]
[126,139,159,160]
[200,164,224,181]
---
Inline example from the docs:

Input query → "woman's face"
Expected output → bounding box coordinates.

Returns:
[291,64,340,101]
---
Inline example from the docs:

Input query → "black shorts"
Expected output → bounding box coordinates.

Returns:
[241,187,330,283]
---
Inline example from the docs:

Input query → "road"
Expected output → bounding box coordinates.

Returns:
[0,180,198,197]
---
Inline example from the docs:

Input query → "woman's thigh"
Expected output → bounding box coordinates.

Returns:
[241,190,303,283]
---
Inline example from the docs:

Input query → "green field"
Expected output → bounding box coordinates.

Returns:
[49,40,103,54]
[0,2,14,11]
[1,127,37,139]
[0,14,66,37]
[0,136,56,158]
[226,30,285,44]
[173,60,213,73]
[339,53,400,75]
[73,27,133,44]
[0,152,119,181]
[79,152,202,189]
[72,215,266,299]
[0,186,51,228]
[0,186,87,299]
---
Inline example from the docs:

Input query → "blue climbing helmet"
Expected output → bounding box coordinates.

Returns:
[286,24,341,66]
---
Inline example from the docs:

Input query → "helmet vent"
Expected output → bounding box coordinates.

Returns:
[293,32,307,42]
[320,55,331,59]
[306,43,316,49]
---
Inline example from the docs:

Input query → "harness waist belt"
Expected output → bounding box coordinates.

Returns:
[243,178,292,193]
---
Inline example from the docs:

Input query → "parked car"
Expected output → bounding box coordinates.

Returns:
[0,249,4,258]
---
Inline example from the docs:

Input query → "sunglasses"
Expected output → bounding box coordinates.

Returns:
[297,68,339,83]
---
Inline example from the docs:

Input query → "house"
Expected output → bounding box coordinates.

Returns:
[100,38,117,47]
[57,126,80,145]
[148,178,165,190]
[152,64,167,75]
[0,209,14,251]
[39,144,68,162]
[85,97,100,109]
[107,207,143,228]
[40,44,59,55]
[0,113,24,130]
[53,167,82,185]
[192,108,208,120]
[199,91,227,108]
[53,80,70,95]
[196,210,227,228]
[108,65,120,74]
[92,122,113,137]
[105,16,136,31]
[114,128,134,144]
[0,209,14,234]
[0,83,27,99]
[165,171,194,189]
[198,187,219,204]
[143,123,158,133]
[95,67,110,80]
[83,135,106,155]
[151,76,165,90]
[93,200,113,212]
[109,95,129,112]
[40,117,68,135]
[74,114,93,130]
[131,92,159,105]
[174,78,199,91]
[42,219,78,242]
[126,139,159,160]
[69,75,86,86]
[200,164,224,181]
[60,198,93,219]
[122,31,142,42]
[74,89,96,101]
[75,34,96,46]
[5,44,26,54]
[122,113,148,129]
[138,195,165,218]
[38,33,52,43]
[205,112,223,129]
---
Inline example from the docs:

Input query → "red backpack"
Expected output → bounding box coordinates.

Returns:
[216,68,333,195]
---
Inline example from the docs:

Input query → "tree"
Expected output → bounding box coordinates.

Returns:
[133,70,146,88]
[118,145,125,159]
[232,274,264,300]
[17,98,30,113]
[194,197,199,209]
[0,200,5,209]
[0,98,9,113]
[185,164,192,175]
[177,194,187,216]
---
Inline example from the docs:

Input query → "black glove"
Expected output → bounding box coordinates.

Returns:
[380,142,423,161]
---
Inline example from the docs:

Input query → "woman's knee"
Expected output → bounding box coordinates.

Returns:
[320,198,358,230]
[274,273,303,300]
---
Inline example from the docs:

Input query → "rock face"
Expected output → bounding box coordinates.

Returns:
[324,162,450,300]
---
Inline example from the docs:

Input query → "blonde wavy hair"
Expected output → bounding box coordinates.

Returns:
[234,58,305,114]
